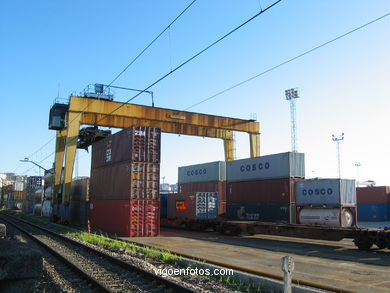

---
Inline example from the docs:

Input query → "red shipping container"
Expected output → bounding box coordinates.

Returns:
[90,161,160,200]
[89,199,159,237]
[179,181,226,201]
[227,178,303,205]
[91,126,161,169]
[357,186,390,204]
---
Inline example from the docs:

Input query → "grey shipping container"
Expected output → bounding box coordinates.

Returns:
[178,161,226,184]
[70,201,89,227]
[295,179,356,207]
[226,203,295,223]
[70,178,90,201]
[227,152,305,182]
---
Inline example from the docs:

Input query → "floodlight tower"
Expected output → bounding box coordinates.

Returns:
[354,162,361,187]
[285,88,300,152]
[332,133,344,178]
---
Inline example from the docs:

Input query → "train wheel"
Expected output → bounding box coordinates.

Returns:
[375,239,387,250]
[354,237,373,250]
[221,224,241,236]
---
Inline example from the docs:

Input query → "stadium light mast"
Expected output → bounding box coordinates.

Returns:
[285,88,300,152]
[355,162,361,187]
[332,133,344,178]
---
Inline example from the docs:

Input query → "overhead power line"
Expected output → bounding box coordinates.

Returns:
[97,0,282,124]
[67,1,198,127]
[184,11,390,110]
[25,136,56,160]
[22,151,55,175]
[108,0,198,86]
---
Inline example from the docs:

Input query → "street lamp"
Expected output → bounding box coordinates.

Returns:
[332,133,344,178]
[20,158,53,174]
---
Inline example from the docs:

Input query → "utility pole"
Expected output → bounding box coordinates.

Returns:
[332,133,344,178]
[285,88,300,152]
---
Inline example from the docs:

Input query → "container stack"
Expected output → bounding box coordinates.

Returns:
[24,176,43,214]
[175,161,226,218]
[42,170,54,218]
[356,186,390,221]
[226,152,305,223]
[70,177,90,226]
[89,126,161,236]
[295,179,357,227]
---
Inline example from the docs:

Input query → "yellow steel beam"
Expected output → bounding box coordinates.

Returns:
[224,130,234,161]
[56,96,260,208]
[250,133,260,158]
[69,96,259,134]
[62,111,81,205]
[53,130,67,203]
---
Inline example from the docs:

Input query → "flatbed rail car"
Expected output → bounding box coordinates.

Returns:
[220,221,390,250]
[161,218,390,251]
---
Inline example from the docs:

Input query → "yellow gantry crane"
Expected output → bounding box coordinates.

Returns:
[49,94,260,219]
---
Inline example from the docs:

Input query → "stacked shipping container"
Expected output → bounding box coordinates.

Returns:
[89,126,161,236]
[295,179,357,227]
[69,178,90,226]
[226,152,305,223]
[23,176,43,214]
[356,186,390,221]
[169,161,226,220]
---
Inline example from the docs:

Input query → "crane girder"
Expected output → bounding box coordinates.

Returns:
[53,96,260,206]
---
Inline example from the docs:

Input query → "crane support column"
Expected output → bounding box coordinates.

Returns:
[62,112,81,206]
[224,130,234,161]
[250,133,260,158]
[53,130,67,202]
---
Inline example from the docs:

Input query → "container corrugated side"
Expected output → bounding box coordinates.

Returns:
[178,161,226,184]
[167,192,219,220]
[295,179,356,207]
[90,161,160,200]
[195,192,218,220]
[357,203,389,221]
[357,186,390,204]
[70,201,89,227]
[179,181,226,201]
[89,199,159,237]
[226,152,305,182]
[70,178,90,201]
[227,178,302,204]
[226,204,291,223]
[167,193,197,220]
[91,126,161,169]
[160,193,168,218]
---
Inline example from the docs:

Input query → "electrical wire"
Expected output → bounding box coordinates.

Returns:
[67,1,199,127]
[22,151,55,175]
[108,0,198,86]
[25,136,56,160]
[96,0,282,124]
[184,11,390,110]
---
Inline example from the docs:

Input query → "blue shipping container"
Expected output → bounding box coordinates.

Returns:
[357,203,390,221]
[60,204,70,218]
[227,204,291,223]
[160,193,168,218]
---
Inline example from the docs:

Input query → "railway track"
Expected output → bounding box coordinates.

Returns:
[0,214,196,293]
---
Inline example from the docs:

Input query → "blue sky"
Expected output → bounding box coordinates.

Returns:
[1,0,389,185]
